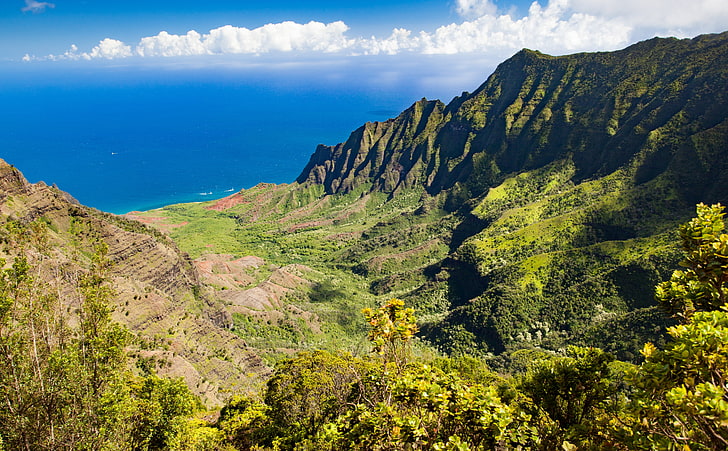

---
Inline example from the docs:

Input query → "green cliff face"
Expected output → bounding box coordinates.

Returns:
[138,32,728,361]
[298,33,727,201]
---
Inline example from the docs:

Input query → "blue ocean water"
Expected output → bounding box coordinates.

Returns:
[0,58,486,214]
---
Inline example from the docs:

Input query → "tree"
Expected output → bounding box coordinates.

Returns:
[0,221,203,450]
[362,298,418,371]
[73,242,134,447]
[311,300,537,450]
[128,375,203,450]
[656,203,728,320]
[216,394,269,450]
[519,346,621,449]
[0,254,70,449]
[0,224,134,449]
[629,311,728,449]
[263,350,377,448]
[319,363,537,451]
[625,203,728,449]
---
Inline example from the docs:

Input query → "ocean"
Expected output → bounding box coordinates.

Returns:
[0,57,491,214]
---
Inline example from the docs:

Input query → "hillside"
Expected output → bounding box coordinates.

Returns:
[0,160,267,405]
[126,32,728,361]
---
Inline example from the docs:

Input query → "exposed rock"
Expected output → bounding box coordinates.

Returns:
[0,159,267,406]
[194,253,322,337]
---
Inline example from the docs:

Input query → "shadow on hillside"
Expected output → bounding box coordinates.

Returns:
[448,212,489,252]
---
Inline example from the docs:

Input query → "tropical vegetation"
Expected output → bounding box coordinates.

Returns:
[1,31,728,449]
[1,204,727,449]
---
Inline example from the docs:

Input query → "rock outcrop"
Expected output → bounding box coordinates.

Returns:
[0,160,266,405]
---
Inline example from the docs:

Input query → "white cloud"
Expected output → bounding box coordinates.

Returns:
[25,40,132,61]
[455,0,498,19]
[137,30,207,57]
[86,39,133,60]
[31,1,728,63]
[567,0,728,37]
[356,28,422,55]
[21,0,55,13]
[360,0,630,55]
[30,20,352,62]
[136,21,352,57]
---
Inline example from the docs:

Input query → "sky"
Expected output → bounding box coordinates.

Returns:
[4,0,727,65]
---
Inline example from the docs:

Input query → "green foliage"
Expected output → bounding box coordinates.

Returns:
[309,278,348,303]
[211,206,728,450]
[216,394,270,450]
[167,419,226,451]
[575,306,675,363]
[0,237,136,449]
[656,203,728,319]
[0,221,206,450]
[78,243,132,406]
[519,347,622,448]
[521,347,615,429]
[263,350,379,447]
[129,375,203,450]
[628,308,728,449]
[362,298,418,371]
[621,205,728,449]
[325,364,537,451]
[0,254,74,449]
[232,312,315,359]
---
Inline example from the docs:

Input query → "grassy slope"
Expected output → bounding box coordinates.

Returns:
[133,182,454,362]
[133,162,682,364]
[133,32,728,365]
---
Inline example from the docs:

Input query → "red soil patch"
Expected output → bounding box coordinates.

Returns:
[206,192,248,211]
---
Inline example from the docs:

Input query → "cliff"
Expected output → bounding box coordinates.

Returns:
[131,31,728,360]
[297,32,728,204]
[0,160,266,405]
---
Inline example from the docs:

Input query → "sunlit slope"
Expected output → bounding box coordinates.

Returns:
[0,160,267,405]
[136,32,728,361]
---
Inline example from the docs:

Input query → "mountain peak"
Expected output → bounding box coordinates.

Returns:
[295,32,728,202]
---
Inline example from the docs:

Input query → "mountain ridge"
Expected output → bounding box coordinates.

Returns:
[0,159,268,405]
[102,31,728,360]
[297,32,728,204]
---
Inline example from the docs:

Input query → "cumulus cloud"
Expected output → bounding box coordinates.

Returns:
[21,0,55,13]
[568,0,728,36]
[455,0,498,19]
[26,40,132,61]
[444,1,625,53]
[357,0,630,55]
[29,0,728,63]
[135,21,351,57]
[86,39,134,59]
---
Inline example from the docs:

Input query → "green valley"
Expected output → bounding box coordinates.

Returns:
[135,31,728,364]
[1,30,728,450]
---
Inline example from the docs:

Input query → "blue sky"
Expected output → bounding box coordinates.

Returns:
[6,0,726,65]
[3,1,505,59]
[2,0,727,109]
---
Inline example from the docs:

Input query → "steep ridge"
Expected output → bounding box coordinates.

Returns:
[137,32,728,362]
[297,98,448,194]
[297,32,728,203]
[0,160,266,405]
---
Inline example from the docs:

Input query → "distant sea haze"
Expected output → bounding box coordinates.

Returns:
[0,68,434,214]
